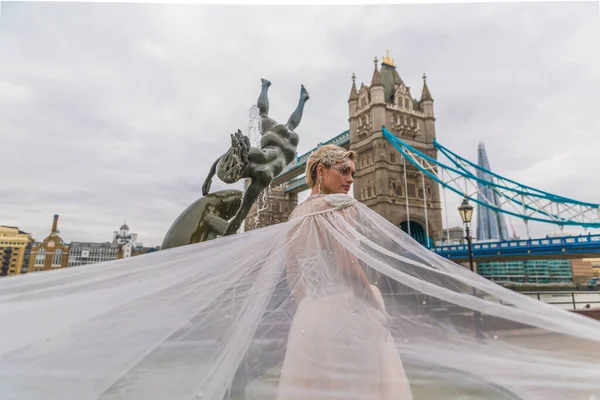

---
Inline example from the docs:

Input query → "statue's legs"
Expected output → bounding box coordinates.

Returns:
[223,180,266,236]
[285,84,310,131]
[257,79,271,118]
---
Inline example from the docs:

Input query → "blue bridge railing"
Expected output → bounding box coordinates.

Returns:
[285,175,308,192]
[430,234,600,261]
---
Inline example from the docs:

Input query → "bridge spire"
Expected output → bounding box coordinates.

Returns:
[370,57,383,87]
[420,72,433,102]
[348,72,358,102]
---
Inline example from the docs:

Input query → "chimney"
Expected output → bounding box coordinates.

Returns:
[52,214,59,234]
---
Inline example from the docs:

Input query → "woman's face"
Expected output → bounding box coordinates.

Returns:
[319,158,355,194]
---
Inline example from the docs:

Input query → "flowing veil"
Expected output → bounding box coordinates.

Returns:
[1,194,600,400]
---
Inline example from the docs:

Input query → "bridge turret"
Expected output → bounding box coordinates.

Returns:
[369,57,385,105]
[348,72,359,117]
[420,73,434,118]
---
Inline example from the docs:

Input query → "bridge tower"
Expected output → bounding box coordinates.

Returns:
[348,53,443,245]
[243,180,298,231]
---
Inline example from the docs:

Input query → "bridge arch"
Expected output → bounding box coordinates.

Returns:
[399,220,429,246]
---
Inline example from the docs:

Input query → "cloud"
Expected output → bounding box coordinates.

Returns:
[0,2,599,246]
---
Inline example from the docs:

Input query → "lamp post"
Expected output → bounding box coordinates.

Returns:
[458,197,485,340]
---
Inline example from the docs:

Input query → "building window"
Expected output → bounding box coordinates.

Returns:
[407,183,416,198]
[35,249,45,266]
[404,99,409,109]
[52,249,63,266]
[390,181,401,196]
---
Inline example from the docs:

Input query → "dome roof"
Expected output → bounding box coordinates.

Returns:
[120,223,129,231]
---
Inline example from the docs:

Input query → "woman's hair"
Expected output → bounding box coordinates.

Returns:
[304,144,356,188]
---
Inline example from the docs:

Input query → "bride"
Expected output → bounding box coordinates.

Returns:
[1,148,600,400]
[276,144,413,399]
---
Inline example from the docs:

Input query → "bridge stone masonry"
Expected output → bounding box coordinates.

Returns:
[244,52,444,246]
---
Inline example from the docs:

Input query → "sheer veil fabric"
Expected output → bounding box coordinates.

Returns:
[1,194,600,400]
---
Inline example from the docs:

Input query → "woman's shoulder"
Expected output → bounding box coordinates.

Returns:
[289,194,357,219]
[321,193,357,208]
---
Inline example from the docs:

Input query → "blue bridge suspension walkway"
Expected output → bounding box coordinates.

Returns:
[382,126,600,231]
[270,126,600,260]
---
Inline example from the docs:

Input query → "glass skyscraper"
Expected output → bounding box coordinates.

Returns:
[476,142,510,242]
[475,143,573,283]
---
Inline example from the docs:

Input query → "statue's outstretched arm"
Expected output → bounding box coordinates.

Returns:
[223,180,264,236]
[202,156,221,196]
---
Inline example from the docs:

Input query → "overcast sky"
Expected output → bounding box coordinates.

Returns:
[1,1,599,246]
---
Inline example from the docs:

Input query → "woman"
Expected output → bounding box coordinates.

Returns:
[276,144,414,400]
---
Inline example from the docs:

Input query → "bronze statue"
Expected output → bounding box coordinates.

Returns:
[161,79,309,249]
[202,78,309,236]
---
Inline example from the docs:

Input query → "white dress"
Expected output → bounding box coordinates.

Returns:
[275,194,414,400]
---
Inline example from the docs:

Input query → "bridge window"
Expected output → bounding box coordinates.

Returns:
[368,187,373,197]
[407,183,416,198]
[390,153,396,163]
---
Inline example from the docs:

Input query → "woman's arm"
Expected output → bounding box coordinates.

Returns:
[329,206,387,313]
[284,222,308,305]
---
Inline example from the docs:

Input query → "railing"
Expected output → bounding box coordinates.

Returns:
[429,233,600,259]
[432,234,600,252]
[285,176,308,192]
[521,291,600,310]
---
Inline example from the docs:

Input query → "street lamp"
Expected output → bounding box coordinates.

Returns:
[458,198,474,272]
[458,197,485,340]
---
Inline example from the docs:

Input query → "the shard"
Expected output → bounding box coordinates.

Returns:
[476,142,510,241]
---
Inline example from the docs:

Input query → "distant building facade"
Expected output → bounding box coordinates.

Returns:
[441,226,465,245]
[0,226,34,276]
[68,242,121,267]
[28,215,70,273]
[69,222,148,267]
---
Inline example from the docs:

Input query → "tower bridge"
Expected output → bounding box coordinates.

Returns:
[246,52,443,242]
[244,53,600,269]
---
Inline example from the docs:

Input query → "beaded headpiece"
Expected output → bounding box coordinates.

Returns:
[320,149,349,167]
